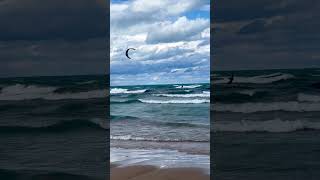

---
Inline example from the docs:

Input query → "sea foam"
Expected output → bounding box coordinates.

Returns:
[0,84,107,100]
[139,99,210,104]
[213,101,320,113]
[213,119,320,133]
[154,91,210,98]
[111,88,147,94]
[214,73,294,84]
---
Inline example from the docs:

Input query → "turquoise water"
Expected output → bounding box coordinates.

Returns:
[110,83,210,143]
[110,83,210,169]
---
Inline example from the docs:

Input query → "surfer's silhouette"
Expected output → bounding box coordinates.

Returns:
[227,73,234,84]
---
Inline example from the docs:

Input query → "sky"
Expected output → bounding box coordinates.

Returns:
[0,0,108,77]
[212,0,320,71]
[110,0,210,86]
[1,0,320,78]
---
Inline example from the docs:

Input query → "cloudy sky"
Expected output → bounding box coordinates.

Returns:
[110,0,210,86]
[2,0,320,78]
[212,0,320,71]
[0,0,108,77]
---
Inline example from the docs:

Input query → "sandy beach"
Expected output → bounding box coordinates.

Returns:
[111,165,209,180]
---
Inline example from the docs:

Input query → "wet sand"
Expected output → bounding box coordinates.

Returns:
[111,165,209,180]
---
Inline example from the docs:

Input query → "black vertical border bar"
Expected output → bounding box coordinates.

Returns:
[210,0,214,177]
[106,0,111,179]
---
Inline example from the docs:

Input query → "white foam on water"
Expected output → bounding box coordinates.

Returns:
[154,92,210,98]
[174,85,202,89]
[110,135,207,142]
[0,84,108,100]
[110,148,209,173]
[111,88,147,94]
[298,93,320,102]
[139,99,210,104]
[213,119,320,133]
[214,73,294,84]
[111,135,147,141]
[213,101,320,113]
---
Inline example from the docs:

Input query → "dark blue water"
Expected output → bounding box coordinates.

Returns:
[0,75,108,180]
[212,68,320,180]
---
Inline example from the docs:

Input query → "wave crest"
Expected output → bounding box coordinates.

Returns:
[0,118,107,133]
[214,119,320,133]
[111,88,147,94]
[110,135,208,142]
[0,84,107,100]
[214,73,294,84]
[174,85,202,89]
[139,99,210,104]
[298,93,320,102]
[154,91,210,98]
[213,101,320,113]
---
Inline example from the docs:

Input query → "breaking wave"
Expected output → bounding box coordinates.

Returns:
[213,119,320,133]
[213,101,320,113]
[154,91,210,98]
[174,85,202,89]
[139,99,210,104]
[298,93,320,102]
[110,135,208,142]
[0,84,107,100]
[0,118,107,133]
[214,73,294,84]
[110,88,147,94]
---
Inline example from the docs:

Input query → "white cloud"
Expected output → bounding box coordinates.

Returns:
[111,0,208,28]
[146,16,209,44]
[111,0,210,85]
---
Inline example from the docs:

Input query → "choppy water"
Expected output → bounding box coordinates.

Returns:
[212,68,320,180]
[110,83,210,169]
[0,75,108,180]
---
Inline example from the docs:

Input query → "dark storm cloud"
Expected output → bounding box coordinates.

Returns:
[0,0,109,77]
[0,0,107,41]
[213,0,314,22]
[0,38,108,77]
[212,0,320,70]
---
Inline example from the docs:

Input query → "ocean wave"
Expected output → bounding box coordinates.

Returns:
[110,135,208,142]
[238,90,257,96]
[0,169,96,180]
[0,118,107,133]
[214,119,320,133]
[75,80,98,85]
[213,101,320,113]
[0,84,107,100]
[111,115,139,120]
[174,84,202,89]
[110,88,147,94]
[214,73,294,84]
[154,91,210,98]
[160,121,209,128]
[139,99,210,104]
[110,99,140,104]
[298,93,320,102]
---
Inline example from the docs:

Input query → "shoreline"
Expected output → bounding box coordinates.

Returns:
[110,147,210,173]
[110,140,210,155]
[111,164,209,180]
